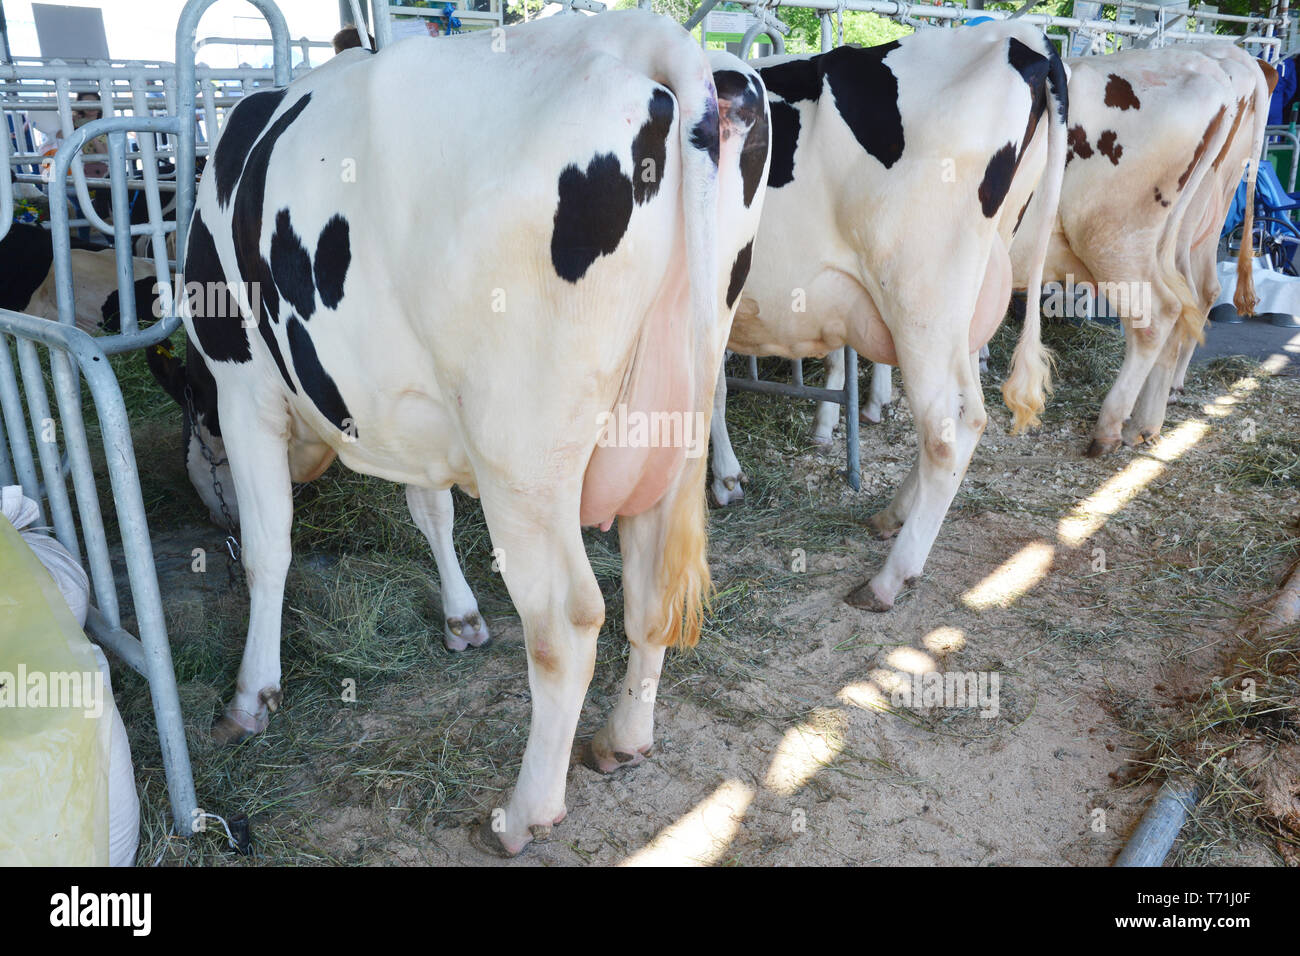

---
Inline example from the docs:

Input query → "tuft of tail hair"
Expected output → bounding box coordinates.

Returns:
[653,452,712,649]
[1002,39,1067,434]
[1232,60,1273,318]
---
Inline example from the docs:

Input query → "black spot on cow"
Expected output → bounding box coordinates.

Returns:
[256,255,281,325]
[214,88,288,208]
[631,88,675,206]
[740,99,769,207]
[1046,43,1069,124]
[822,42,904,169]
[1013,193,1033,236]
[1153,186,1170,208]
[314,215,351,309]
[1096,130,1123,166]
[715,69,769,207]
[758,57,823,104]
[1007,39,1048,158]
[767,100,801,189]
[1066,125,1093,164]
[271,208,316,320]
[1045,46,1066,123]
[255,254,297,394]
[100,276,160,334]
[0,223,53,312]
[258,309,297,394]
[1008,38,1049,93]
[230,92,311,312]
[726,240,754,310]
[550,153,634,283]
[690,96,720,166]
[978,143,1018,218]
[287,315,354,434]
[1104,74,1141,111]
[186,212,251,363]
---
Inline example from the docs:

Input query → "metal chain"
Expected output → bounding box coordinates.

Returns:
[182,379,242,589]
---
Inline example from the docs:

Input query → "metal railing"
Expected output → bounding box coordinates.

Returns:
[0,111,195,835]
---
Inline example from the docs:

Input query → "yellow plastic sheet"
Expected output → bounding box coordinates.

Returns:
[0,514,109,866]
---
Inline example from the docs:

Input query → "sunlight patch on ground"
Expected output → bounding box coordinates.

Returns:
[763,713,848,796]
[961,540,1055,609]
[620,779,755,867]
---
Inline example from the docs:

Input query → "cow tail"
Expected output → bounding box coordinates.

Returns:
[651,62,720,650]
[1003,42,1066,434]
[1232,62,1271,318]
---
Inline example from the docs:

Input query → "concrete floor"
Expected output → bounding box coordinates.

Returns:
[1202,305,1300,373]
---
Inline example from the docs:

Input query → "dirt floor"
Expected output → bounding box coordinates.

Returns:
[100,315,1300,866]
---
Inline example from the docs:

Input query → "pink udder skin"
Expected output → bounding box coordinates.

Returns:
[579,301,691,529]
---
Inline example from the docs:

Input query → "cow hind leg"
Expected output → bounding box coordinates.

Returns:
[405,485,489,651]
[709,359,747,505]
[863,361,893,424]
[848,347,986,611]
[1124,325,1183,446]
[811,349,843,446]
[585,455,705,775]
[1169,337,1196,403]
[473,490,603,857]
[1089,282,1180,456]
[211,394,294,745]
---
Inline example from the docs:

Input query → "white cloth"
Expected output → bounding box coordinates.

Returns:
[1,485,139,866]
[2,485,89,626]
[1214,259,1300,317]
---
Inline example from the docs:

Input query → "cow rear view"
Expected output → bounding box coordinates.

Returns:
[181,11,769,856]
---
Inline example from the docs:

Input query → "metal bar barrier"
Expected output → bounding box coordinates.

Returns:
[0,306,197,836]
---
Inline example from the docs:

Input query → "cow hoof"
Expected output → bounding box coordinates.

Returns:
[472,816,525,858]
[1168,388,1184,404]
[861,404,883,425]
[867,510,902,540]
[808,433,834,453]
[584,730,652,775]
[471,808,567,858]
[1123,426,1159,448]
[211,706,266,746]
[845,579,893,612]
[444,611,490,651]
[1085,436,1120,458]
[711,474,746,506]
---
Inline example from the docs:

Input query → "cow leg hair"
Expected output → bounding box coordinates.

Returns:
[405,485,490,651]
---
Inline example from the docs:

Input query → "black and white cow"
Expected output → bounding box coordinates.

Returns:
[0,222,156,332]
[709,22,1068,612]
[174,10,769,856]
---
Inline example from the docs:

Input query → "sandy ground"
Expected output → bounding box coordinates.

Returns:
[113,325,1297,867]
